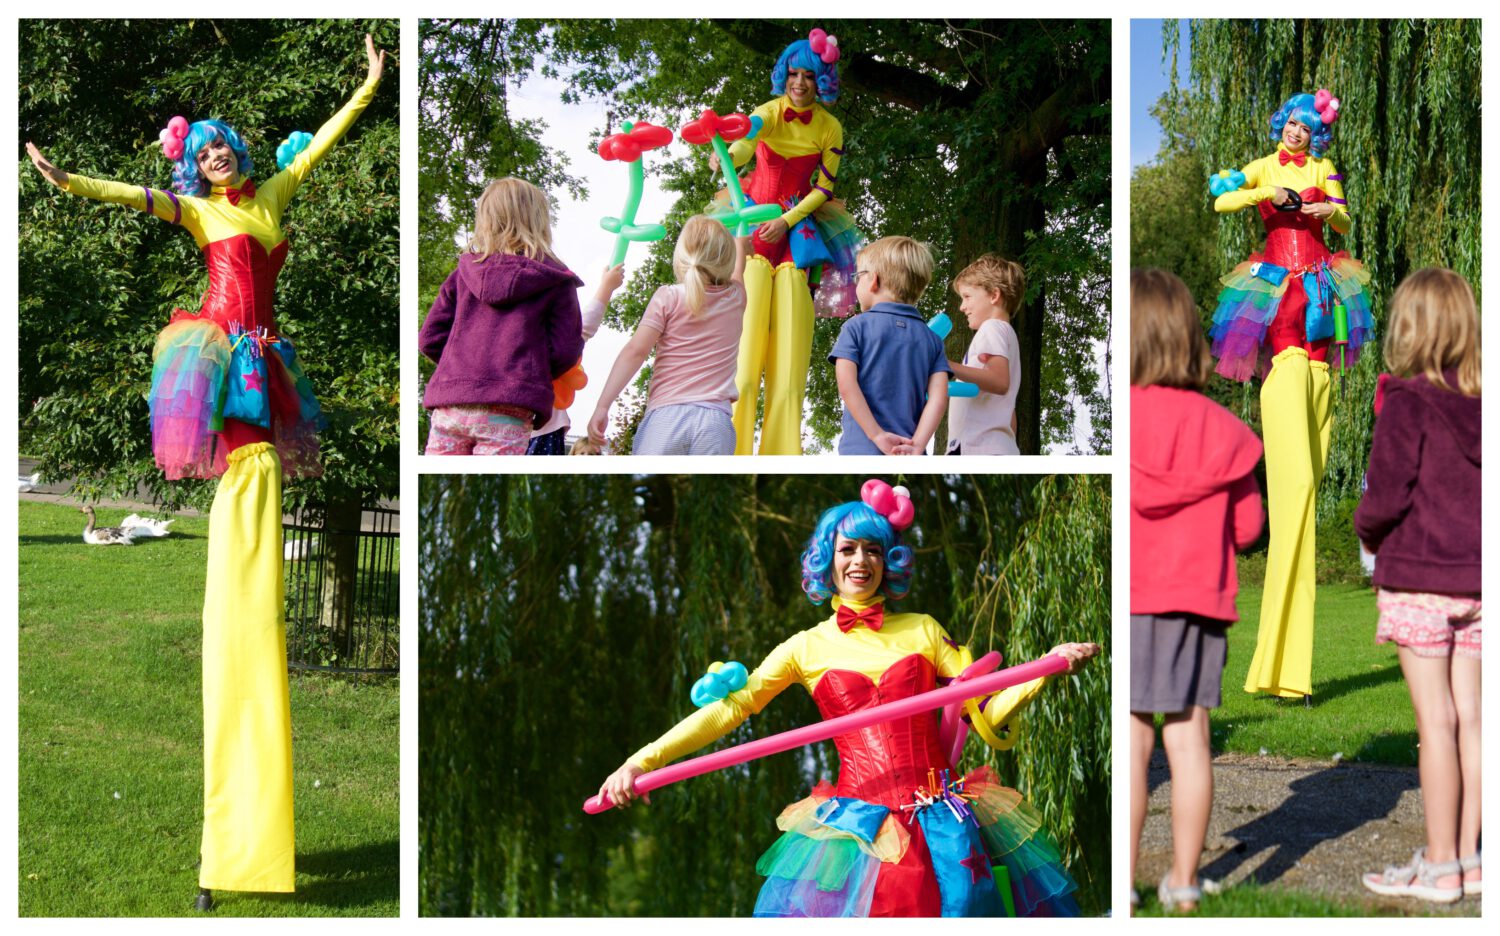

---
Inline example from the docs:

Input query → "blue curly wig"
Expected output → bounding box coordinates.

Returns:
[772,39,840,105]
[171,120,254,196]
[801,502,913,605]
[1269,93,1333,159]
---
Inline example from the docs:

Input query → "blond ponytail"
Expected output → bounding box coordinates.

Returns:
[672,216,736,317]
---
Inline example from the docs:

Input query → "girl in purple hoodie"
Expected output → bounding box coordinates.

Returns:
[1358,268,1482,903]
[420,177,584,455]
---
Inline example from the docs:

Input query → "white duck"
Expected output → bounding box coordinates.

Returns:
[80,506,136,546]
[121,513,175,539]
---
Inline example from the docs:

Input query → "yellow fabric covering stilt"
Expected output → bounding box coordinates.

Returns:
[1244,348,1331,698]
[731,257,812,455]
[200,441,295,892]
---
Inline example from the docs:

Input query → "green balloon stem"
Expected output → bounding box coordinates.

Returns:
[711,135,753,236]
[608,120,644,267]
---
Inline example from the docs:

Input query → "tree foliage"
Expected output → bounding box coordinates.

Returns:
[18,19,401,510]
[419,474,1111,915]
[417,19,1111,453]
[1140,19,1481,516]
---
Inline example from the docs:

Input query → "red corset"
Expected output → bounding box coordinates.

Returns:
[1257,188,1331,271]
[187,234,290,334]
[171,233,290,449]
[811,654,953,809]
[744,144,822,208]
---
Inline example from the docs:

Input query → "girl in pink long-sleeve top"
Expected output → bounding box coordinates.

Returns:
[1129,270,1264,912]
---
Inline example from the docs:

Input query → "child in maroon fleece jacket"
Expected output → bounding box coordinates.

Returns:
[1357,268,1482,903]
[1129,270,1264,912]
[420,177,584,455]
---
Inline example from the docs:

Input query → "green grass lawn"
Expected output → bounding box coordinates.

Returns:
[1208,578,1418,766]
[18,501,399,917]
[1132,881,1368,917]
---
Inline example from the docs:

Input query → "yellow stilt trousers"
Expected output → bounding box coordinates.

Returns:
[199,442,295,892]
[1244,348,1331,698]
[732,257,814,455]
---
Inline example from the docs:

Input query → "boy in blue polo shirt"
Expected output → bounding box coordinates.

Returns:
[829,236,951,455]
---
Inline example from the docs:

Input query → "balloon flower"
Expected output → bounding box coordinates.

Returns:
[926,312,979,398]
[680,108,782,236]
[599,120,674,267]
[552,360,588,410]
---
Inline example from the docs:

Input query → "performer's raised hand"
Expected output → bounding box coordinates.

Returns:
[366,33,386,84]
[26,142,68,189]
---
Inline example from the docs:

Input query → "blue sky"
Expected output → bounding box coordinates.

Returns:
[1130,19,1190,169]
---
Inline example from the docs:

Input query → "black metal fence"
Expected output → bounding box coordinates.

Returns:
[283,502,399,675]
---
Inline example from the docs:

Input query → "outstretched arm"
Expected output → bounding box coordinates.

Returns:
[260,33,386,208]
[598,634,803,807]
[29,142,191,227]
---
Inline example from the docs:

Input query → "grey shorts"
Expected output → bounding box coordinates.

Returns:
[1130,613,1230,714]
[633,403,736,456]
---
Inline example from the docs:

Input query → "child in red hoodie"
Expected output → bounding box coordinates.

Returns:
[1357,268,1482,903]
[1129,270,1264,912]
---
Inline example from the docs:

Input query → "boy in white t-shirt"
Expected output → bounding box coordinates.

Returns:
[945,254,1024,455]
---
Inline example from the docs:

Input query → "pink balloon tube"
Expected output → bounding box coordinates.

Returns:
[583,653,1069,814]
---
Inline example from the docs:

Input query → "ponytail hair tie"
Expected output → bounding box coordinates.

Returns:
[808,28,840,64]
[158,116,190,162]
[276,131,314,171]
[861,479,914,530]
[1314,88,1341,126]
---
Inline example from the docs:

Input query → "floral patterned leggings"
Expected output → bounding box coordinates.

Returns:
[425,404,532,456]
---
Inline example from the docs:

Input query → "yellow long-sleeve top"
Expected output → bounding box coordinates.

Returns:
[1213,145,1351,235]
[62,73,382,253]
[629,595,1048,772]
[727,95,843,228]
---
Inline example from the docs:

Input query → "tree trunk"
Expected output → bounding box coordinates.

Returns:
[318,490,364,659]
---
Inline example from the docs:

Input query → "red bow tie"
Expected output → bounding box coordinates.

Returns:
[836,603,885,633]
[784,108,813,125]
[1278,149,1307,167]
[222,178,257,205]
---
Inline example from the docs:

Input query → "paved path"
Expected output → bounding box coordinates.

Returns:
[1138,752,1480,916]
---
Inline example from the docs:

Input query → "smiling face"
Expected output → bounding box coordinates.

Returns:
[196,137,239,187]
[957,283,1006,329]
[1281,117,1311,154]
[832,534,885,602]
[785,67,817,108]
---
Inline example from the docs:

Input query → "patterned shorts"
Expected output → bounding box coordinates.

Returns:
[1376,588,1482,658]
[425,404,533,456]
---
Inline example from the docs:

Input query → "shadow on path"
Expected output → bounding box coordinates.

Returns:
[1201,762,1419,887]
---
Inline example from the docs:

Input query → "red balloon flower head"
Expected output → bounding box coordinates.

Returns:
[598,121,674,163]
[552,360,589,410]
[679,108,753,146]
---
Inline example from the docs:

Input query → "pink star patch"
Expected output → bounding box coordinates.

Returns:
[960,848,993,884]
[242,368,264,393]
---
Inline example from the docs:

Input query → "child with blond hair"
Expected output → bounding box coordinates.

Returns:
[946,253,1024,455]
[1358,268,1482,903]
[420,177,584,455]
[1129,269,1263,912]
[830,236,950,455]
[589,216,748,455]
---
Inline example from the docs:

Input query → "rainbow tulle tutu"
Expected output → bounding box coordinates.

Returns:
[1209,252,1374,382]
[809,199,864,319]
[753,767,1079,918]
[149,317,324,480]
